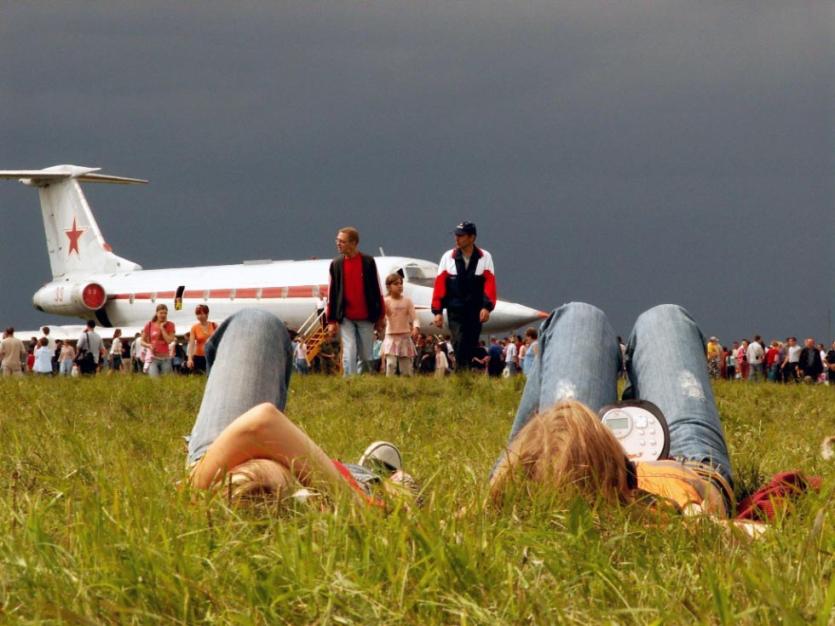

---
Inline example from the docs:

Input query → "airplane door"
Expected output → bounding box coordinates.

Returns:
[175,285,185,310]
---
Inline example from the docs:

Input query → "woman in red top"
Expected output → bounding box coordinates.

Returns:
[187,304,216,374]
[141,304,176,377]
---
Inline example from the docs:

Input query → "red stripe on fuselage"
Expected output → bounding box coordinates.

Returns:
[109,285,328,301]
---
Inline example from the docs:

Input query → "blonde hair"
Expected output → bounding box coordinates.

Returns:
[225,459,296,503]
[338,227,359,244]
[489,400,632,506]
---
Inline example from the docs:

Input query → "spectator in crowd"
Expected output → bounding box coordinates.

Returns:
[706,336,722,379]
[487,337,504,378]
[1,328,25,377]
[725,341,738,380]
[765,341,782,382]
[76,320,104,375]
[141,304,176,377]
[826,341,835,385]
[521,328,539,375]
[187,304,217,374]
[443,335,456,370]
[293,335,309,374]
[171,336,187,374]
[32,337,53,375]
[432,221,497,372]
[782,337,801,383]
[504,334,519,376]
[736,340,749,381]
[317,335,341,376]
[818,344,828,383]
[130,332,143,373]
[327,227,385,376]
[58,340,76,376]
[746,335,765,381]
[26,337,37,372]
[382,273,420,377]
[109,329,124,374]
[414,334,436,374]
[40,327,57,372]
[798,337,823,382]
[471,340,490,373]
[434,342,450,378]
[51,339,62,374]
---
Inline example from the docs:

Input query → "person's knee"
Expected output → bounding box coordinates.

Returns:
[229,308,286,335]
[634,304,692,330]
[241,402,282,437]
[542,302,607,335]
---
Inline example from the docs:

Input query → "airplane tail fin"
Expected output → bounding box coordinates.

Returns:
[0,165,145,278]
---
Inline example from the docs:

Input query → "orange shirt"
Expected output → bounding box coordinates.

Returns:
[190,322,217,357]
[636,460,731,517]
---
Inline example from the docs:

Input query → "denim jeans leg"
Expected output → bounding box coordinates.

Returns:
[355,320,374,373]
[341,319,359,376]
[187,309,293,464]
[506,302,620,445]
[626,304,733,486]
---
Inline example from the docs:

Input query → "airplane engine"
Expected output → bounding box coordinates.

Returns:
[32,281,107,315]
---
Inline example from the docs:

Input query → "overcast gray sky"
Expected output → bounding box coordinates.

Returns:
[1,2,832,340]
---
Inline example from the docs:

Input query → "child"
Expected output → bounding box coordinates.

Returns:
[382,273,420,377]
[59,341,76,376]
[434,342,449,378]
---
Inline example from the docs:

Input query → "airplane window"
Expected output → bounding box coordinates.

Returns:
[403,264,437,288]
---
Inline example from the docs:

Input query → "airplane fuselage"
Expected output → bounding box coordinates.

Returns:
[33,255,543,335]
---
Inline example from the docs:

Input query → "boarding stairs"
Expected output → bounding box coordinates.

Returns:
[298,309,329,365]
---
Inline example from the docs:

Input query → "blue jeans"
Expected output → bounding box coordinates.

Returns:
[147,357,173,377]
[340,318,374,376]
[187,309,293,465]
[503,302,733,486]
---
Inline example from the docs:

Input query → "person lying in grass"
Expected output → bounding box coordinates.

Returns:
[186,308,417,506]
[490,303,736,517]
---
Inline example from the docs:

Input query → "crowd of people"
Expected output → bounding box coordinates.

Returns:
[6,316,833,387]
[0,303,220,378]
[293,327,539,378]
[704,335,835,385]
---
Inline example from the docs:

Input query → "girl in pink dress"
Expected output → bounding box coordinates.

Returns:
[381,273,420,377]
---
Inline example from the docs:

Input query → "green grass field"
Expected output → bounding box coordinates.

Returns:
[0,374,833,625]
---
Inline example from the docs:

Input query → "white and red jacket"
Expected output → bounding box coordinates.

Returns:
[431,246,497,315]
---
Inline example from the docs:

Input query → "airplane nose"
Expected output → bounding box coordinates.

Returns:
[487,300,548,332]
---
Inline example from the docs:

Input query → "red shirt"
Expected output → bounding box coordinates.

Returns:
[765,347,779,367]
[342,254,369,321]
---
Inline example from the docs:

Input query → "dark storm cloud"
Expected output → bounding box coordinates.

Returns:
[1,1,832,339]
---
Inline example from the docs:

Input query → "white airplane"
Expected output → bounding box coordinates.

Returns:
[0,164,546,341]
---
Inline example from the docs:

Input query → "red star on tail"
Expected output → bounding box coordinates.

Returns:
[65,217,86,256]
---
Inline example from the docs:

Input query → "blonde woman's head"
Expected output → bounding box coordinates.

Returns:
[489,400,633,506]
[225,459,296,503]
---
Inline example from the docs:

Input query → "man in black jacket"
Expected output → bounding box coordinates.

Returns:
[431,221,497,371]
[327,227,385,376]
[797,337,823,382]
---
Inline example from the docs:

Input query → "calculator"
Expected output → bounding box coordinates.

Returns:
[599,400,670,461]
